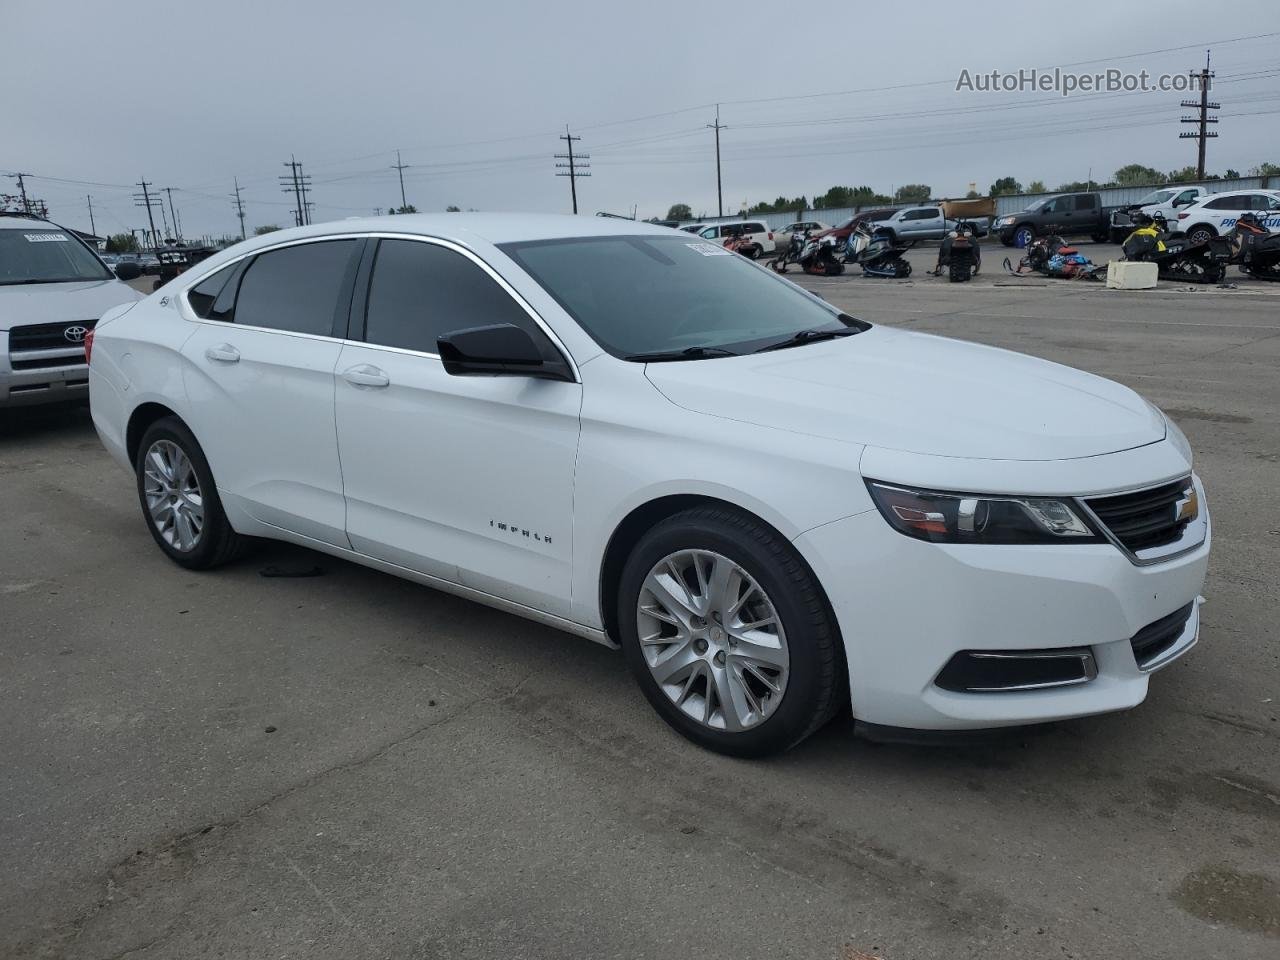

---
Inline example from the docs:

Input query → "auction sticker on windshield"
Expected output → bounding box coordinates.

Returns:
[686,242,732,256]
[24,233,70,242]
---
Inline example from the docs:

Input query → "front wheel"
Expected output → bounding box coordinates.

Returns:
[617,506,844,757]
[1186,225,1216,246]
[135,417,246,569]
[1014,225,1035,248]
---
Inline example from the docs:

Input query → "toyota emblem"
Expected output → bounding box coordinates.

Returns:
[63,325,88,344]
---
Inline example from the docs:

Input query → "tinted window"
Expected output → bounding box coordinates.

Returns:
[187,263,238,318]
[1250,195,1278,210]
[1074,195,1098,210]
[1039,199,1058,214]
[743,223,766,233]
[233,240,359,335]
[902,208,937,220]
[1205,195,1247,210]
[363,239,554,358]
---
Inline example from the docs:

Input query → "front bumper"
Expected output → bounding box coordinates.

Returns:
[795,482,1210,730]
[0,359,91,408]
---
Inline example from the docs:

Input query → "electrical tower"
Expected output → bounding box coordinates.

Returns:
[133,179,162,249]
[391,149,410,211]
[707,104,726,218]
[280,156,313,226]
[6,173,32,215]
[231,178,247,239]
[1179,51,1218,179]
[86,195,96,237]
[554,127,590,214]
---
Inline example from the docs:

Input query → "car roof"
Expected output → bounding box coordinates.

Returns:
[1186,188,1280,205]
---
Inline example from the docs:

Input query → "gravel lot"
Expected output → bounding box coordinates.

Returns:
[3,265,1278,959]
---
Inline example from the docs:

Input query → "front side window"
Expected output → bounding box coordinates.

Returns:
[700,227,718,239]
[233,240,359,335]
[363,239,556,359]
[0,229,112,285]
[501,234,866,359]
[1039,199,1059,214]
[187,263,238,318]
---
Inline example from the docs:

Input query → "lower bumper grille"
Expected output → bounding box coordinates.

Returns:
[935,647,1097,693]
[1131,602,1195,669]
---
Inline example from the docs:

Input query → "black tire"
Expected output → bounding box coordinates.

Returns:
[617,506,844,757]
[1186,225,1216,246]
[134,416,246,570]
[824,260,844,277]
[746,244,762,260]
[1090,231,1109,243]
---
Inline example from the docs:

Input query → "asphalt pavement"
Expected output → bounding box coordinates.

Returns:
[2,265,1278,959]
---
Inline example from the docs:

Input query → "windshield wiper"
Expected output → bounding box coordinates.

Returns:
[753,326,859,353]
[625,345,740,362]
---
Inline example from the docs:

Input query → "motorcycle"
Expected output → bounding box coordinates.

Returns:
[1121,213,1230,284]
[933,220,980,282]
[1003,235,1105,280]
[1231,210,1280,281]
[846,222,912,278]
[769,230,844,276]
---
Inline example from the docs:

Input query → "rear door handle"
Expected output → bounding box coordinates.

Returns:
[205,344,240,363]
[342,364,390,388]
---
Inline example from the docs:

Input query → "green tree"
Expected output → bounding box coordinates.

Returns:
[989,176,1022,197]
[964,190,980,199]
[105,232,138,253]
[1114,164,1165,186]
[388,203,418,214]
[446,205,462,212]
[893,184,931,203]
[1027,180,1046,194]
[1166,166,1200,183]
[253,224,282,235]
[1224,168,1241,179]
[747,195,807,215]
[666,203,693,220]
[1250,161,1280,176]
[1056,180,1093,192]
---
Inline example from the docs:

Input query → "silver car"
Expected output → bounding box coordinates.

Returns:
[1,215,143,409]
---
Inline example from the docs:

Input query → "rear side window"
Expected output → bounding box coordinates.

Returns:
[187,264,238,318]
[362,239,557,359]
[1074,195,1098,210]
[1205,195,1248,210]
[743,223,766,233]
[233,240,360,335]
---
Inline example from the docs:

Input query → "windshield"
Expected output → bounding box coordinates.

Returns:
[0,229,112,285]
[1136,189,1177,206]
[1024,198,1049,212]
[501,234,866,359]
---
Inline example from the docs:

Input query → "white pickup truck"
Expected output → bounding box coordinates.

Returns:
[869,206,989,242]
[1108,185,1212,242]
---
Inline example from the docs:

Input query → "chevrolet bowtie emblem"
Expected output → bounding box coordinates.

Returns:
[1175,486,1199,523]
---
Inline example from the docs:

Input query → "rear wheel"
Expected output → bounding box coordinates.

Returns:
[746,244,762,260]
[617,507,843,757]
[135,417,245,570]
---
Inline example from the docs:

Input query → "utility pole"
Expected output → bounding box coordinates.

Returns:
[133,179,162,249]
[86,195,96,237]
[707,104,726,218]
[280,156,312,226]
[1180,50,1218,179]
[554,126,590,214]
[163,187,181,242]
[7,173,32,215]
[231,178,247,239]
[391,149,410,211]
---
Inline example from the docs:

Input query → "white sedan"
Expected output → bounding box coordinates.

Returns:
[88,214,1210,755]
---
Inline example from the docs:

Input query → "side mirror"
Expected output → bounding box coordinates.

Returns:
[114,260,143,281]
[437,323,572,381]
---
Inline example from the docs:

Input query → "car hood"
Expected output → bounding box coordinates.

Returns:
[0,279,143,332]
[644,326,1165,461]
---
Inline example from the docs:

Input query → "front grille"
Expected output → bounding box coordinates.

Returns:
[1085,478,1193,552]
[6,319,95,370]
[1131,602,1195,668]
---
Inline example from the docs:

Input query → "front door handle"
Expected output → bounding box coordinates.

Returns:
[342,364,390,388]
[205,343,240,363]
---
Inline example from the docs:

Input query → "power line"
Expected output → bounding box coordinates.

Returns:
[133,178,161,249]
[280,156,312,226]
[554,126,589,214]
[1180,50,1220,179]
[164,186,182,241]
[86,194,96,236]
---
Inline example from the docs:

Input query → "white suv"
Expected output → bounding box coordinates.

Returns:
[1174,189,1280,245]
[1,215,142,410]
[695,221,773,259]
[89,214,1209,756]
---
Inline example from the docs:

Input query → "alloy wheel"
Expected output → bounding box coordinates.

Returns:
[142,439,205,552]
[636,550,789,732]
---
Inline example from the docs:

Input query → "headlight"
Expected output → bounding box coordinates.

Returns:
[866,481,1100,544]
[997,216,1015,226]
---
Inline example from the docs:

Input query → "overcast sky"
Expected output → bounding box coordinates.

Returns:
[4,0,1279,239]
